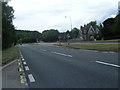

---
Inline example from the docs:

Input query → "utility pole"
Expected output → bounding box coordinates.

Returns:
[65,16,72,45]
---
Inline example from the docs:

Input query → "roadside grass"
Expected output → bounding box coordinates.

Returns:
[2,45,19,65]
[56,44,120,52]
[69,39,120,43]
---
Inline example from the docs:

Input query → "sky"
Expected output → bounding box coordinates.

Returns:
[8,0,119,33]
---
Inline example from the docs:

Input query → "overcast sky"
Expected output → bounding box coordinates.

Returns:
[8,0,119,32]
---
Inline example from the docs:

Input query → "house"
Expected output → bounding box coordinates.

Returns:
[79,25,100,41]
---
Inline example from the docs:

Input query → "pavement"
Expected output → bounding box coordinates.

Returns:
[18,44,119,88]
[2,59,26,88]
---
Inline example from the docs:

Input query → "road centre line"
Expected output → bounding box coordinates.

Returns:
[28,74,35,83]
[52,51,72,57]
[109,52,115,53]
[95,61,120,68]
[25,66,30,71]
[102,52,108,53]
[40,49,47,51]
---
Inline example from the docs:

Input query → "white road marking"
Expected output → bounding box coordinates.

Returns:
[23,62,27,65]
[93,51,98,52]
[52,52,72,57]
[102,52,108,53]
[109,52,115,53]
[22,58,25,61]
[83,50,90,51]
[40,49,47,51]
[25,66,30,71]
[28,74,35,83]
[95,61,120,68]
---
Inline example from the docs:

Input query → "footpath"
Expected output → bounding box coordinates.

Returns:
[2,59,26,88]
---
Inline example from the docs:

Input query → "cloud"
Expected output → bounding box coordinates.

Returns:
[8,0,119,32]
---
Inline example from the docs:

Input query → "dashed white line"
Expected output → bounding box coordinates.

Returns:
[93,51,98,52]
[52,51,72,57]
[23,62,27,65]
[28,74,35,83]
[102,52,108,53]
[25,66,30,71]
[95,61,120,68]
[40,49,47,51]
[109,52,115,53]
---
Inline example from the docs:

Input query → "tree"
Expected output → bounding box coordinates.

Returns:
[42,29,59,42]
[70,28,79,39]
[101,18,115,39]
[114,14,120,39]
[2,2,16,49]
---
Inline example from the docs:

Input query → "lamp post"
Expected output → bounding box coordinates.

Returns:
[65,16,72,45]
[65,16,72,31]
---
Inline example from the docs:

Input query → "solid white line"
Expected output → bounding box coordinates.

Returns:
[28,74,35,83]
[95,61,120,68]
[0,60,17,70]
[52,52,72,57]
[23,62,27,65]
[25,66,29,71]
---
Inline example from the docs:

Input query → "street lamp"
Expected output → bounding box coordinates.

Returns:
[65,16,72,45]
[65,16,72,31]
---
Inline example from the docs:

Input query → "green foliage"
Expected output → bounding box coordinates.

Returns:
[101,15,120,39]
[70,28,79,39]
[2,2,16,49]
[87,21,97,26]
[42,29,59,42]
[16,30,41,43]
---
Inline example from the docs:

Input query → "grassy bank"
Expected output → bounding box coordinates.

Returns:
[57,44,119,52]
[69,39,120,43]
[2,46,20,65]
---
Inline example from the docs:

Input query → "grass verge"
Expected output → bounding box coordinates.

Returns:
[2,45,20,65]
[56,44,120,52]
[69,39,120,43]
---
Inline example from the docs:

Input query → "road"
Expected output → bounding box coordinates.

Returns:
[19,43,119,88]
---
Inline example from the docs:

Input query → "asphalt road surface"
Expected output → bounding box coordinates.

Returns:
[19,43,119,88]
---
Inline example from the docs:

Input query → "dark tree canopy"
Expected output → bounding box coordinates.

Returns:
[16,30,41,43]
[42,29,59,42]
[2,2,16,49]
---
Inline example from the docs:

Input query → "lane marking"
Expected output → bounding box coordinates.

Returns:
[22,58,25,61]
[0,60,17,70]
[93,51,98,52]
[109,52,115,53]
[95,61,120,68]
[28,74,35,83]
[102,52,108,53]
[25,66,30,71]
[52,51,72,57]
[40,49,47,51]
[23,62,27,65]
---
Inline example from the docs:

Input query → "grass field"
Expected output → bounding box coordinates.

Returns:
[2,46,20,65]
[57,44,120,52]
